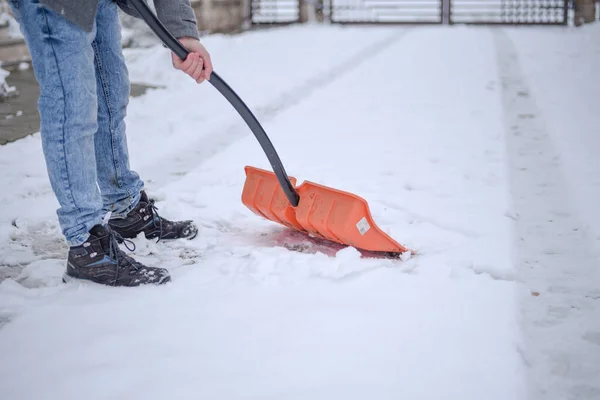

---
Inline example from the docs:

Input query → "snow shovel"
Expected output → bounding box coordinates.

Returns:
[131,0,413,256]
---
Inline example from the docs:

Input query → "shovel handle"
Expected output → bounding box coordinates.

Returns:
[129,0,301,207]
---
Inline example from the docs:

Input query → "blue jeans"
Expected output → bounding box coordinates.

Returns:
[9,0,144,246]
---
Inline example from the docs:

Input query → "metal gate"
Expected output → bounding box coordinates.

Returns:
[449,0,569,24]
[250,0,301,23]
[251,0,569,25]
[329,0,444,23]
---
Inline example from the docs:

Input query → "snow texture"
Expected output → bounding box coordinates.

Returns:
[0,66,16,99]
[0,23,599,400]
[0,9,23,39]
[0,66,8,86]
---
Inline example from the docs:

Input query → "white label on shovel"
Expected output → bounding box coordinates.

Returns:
[356,217,371,235]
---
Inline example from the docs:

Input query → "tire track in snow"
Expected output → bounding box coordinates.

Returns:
[143,29,408,189]
[494,29,600,400]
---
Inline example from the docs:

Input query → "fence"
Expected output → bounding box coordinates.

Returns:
[449,0,569,25]
[329,0,444,23]
[250,0,301,24]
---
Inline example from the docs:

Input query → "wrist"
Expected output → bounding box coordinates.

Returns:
[178,36,200,42]
[163,36,199,49]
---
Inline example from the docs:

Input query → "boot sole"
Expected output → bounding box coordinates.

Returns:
[62,273,171,286]
[113,225,198,242]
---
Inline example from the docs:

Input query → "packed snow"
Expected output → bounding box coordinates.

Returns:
[0,22,599,400]
[0,66,8,91]
[0,66,17,100]
[0,8,23,39]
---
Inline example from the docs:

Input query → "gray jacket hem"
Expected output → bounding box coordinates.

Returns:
[39,0,200,41]
[118,0,200,40]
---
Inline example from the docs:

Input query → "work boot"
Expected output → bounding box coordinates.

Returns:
[64,224,171,286]
[108,191,198,242]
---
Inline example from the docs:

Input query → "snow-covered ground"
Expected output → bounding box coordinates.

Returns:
[0,66,9,96]
[0,7,23,39]
[0,22,599,400]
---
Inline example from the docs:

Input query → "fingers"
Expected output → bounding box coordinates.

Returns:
[190,58,205,83]
[178,53,203,82]
[200,50,213,81]
[184,54,199,75]
[174,51,195,71]
[172,49,211,84]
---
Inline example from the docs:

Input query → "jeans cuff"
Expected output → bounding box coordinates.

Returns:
[65,218,102,247]
[108,190,141,219]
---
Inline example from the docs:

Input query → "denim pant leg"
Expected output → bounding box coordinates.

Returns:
[93,0,145,219]
[9,0,104,246]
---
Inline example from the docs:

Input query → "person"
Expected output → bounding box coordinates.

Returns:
[7,0,213,286]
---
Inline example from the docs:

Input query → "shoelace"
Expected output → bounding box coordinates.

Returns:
[107,230,139,286]
[143,199,165,243]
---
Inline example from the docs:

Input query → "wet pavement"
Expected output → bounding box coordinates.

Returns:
[0,67,155,145]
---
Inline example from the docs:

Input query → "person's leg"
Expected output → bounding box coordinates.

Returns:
[92,0,144,218]
[90,0,198,242]
[8,0,103,246]
[9,0,171,286]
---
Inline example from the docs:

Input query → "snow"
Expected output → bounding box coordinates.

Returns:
[0,22,599,399]
[0,66,16,100]
[0,9,24,39]
[499,24,600,400]
[505,24,600,252]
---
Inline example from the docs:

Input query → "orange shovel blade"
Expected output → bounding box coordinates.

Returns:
[241,166,413,255]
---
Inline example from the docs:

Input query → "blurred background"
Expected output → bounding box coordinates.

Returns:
[2,0,599,68]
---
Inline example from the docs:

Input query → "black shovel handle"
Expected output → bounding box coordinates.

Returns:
[129,0,300,207]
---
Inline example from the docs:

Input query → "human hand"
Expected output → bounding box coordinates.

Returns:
[171,37,213,83]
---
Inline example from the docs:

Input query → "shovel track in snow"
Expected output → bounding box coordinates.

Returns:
[493,29,600,400]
